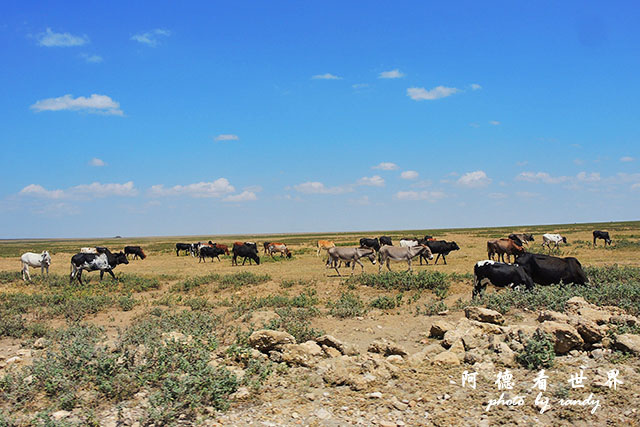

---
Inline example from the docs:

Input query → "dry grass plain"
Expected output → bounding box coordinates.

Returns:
[1,220,639,425]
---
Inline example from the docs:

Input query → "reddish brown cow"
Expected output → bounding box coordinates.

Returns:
[487,238,525,263]
[213,243,230,255]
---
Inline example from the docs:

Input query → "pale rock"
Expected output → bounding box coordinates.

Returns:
[52,411,71,420]
[609,314,638,326]
[574,319,605,345]
[368,338,407,357]
[432,351,460,366]
[577,307,611,325]
[231,386,250,400]
[248,330,296,353]
[386,355,404,364]
[537,321,583,354]
[537,310,569,323]
[315,335,346,354]
[33,337,49,349]
[614,334,640,355]
[429,320,453,339]
[465,306,505,325]
[367,391,383,399]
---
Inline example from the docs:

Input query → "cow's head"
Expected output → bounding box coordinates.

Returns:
[115,251,129,265]
[526,234,535,241]
[451,242,460,251]
[562,237,568,244]
[286,249,292,258]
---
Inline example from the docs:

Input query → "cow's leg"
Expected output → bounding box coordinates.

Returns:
[23,264,31,281]
[442,254,447,265]
[107,269,116,281]
[434,253,442,265]
[593,237,597,247]
[77,270,84,285]
[100,270,104,280]
[46,265,49,277]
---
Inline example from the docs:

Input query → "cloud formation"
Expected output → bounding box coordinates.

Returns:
[19,182,137,199]
[457,171,491,188]
[131,29,171,46]
[516,172,569,184]
[407,86,460,101]
[89,158,105,167]
[357,175,385,187]
[214,134,239,141]
[620,156,635,162]
[312,73,342,80]
[223,191,257,202]
[293,181,352,195]
[470,83,482,90]
[80,53,103,63]
[150,179,235,198]
[401,170,419,180]
[379,69,405,79]
[36,28,89,47]
[372,162,398,171]
[30,94,123,116]
[394,190,445,201]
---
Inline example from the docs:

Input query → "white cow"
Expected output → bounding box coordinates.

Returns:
[541,233,567,251]
[399,239,419,248]
[80,247,98,254]
[21,251,51,281]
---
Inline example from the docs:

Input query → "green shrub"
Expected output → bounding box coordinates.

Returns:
[346,271,451,299]
[265,307,323,343]
[369,294,403,310]
[417,300,448,316]
[118,295,137,311]
[171,274,220,292]
[517,331,555,370]
[328,292,366,318]
[218,272,271,289]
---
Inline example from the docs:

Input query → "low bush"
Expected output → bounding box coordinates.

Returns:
[346,271,451,299]
[265,307,323,343]
[328,292,366,318]
[369,294,403,310]
[517,331,555,370]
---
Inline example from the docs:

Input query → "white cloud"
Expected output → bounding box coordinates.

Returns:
[19,184,65,199]
[516,171,569,184]
[457,171,492,188]
[89,158,105,167]
[489,120,500,125]
[293,181,352,195]
[36,28,89,47]
[223,191,257,202]
[372,162,398,171]
[72,181,138,197]
[352,83,369,89]
[312,73,341,80]
[80,53,103,63]
[576,172,601,182]
[30,94,123,116]
[357,175,385,187]
[394,190,445,202]
[516,191,540,198]
[131,29,171,46]
[150,179,235,198]
[401,170,419,180]
[19,181,137,199]
[620,156,635,162]
[632,183,640,191]
[349,196,371,206]
[379,69,404,79]
[407,86,460,101]
[488,192,508,199]
[214,134,239,141]
[470,83,482,90]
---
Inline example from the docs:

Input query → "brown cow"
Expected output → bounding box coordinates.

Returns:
[316,240,336,256]
[487,238,525,263]
[268,242,292,258]
[213,243,230,255]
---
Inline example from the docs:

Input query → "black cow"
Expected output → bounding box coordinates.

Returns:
[232,243,260,266]
[124,246,146,260]
[419,240,460,265]
[359,238,381,252]
[473,260,534,298]
[199,245,225,263]
[514,253,587,286]
[509,233,534,247]
[176,243,195,257]
[70,248,129,285]
[593,230,612,247]
[379,236,393,246]
[263,242,272,254]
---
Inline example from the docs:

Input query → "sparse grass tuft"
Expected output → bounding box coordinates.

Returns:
[517,331,555,370]
[347,271,452,299]
[328,292,366,318]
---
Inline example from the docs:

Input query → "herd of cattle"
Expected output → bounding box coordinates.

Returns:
[16,230,614,297]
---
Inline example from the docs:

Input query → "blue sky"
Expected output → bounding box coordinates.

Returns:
[1,1,639,238]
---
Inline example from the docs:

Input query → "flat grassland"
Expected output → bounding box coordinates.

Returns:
[0,220,639,425]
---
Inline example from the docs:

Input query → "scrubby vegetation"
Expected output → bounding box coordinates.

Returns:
[517,331,556,369]
[346,271,458,299]
[327,292,366,318]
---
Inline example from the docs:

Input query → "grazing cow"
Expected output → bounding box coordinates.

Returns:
[213,243,230,255]
[232,243,260,266]
[541,234,567,251]
[487,238,525,263]
[379,236,393,246]
[234,241,258,252]
[473,260,534,298]
[124,246,146,260]
[378,245,432,273]
[263,242,272,254]
[80,247,98,254]
[20,251,51,281]
[176,243,195,257]
[326,247,376,277]
[70,248,129,285]
[593,230,612,247]
[316,240,336,256]
[420,240,460,265]
[515,253,587,286]
[359,238,381,252]
[399,238,419,248]
[509,233,534,246]
[199,245,225,262]
[424,235,435,241]
[268,243,292,258]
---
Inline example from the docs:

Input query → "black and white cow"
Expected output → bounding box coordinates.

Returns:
[420,240,460,265]
[473,260,534,298]
[199,245,225,262]
[124,246,146,260]
[593,230,612,247]
[514,253,587,286]
[232,243,260,266]
[70,248,129,285]
[359,238,381,252]
[176,243,196,257]
[379,236,393,246]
